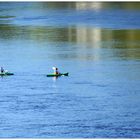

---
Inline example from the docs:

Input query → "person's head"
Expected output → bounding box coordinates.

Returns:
[56,68,58,70]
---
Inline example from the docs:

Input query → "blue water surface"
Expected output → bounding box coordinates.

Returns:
[0,2,140,138]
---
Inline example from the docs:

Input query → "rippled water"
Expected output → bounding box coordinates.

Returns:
[0,2,140,138]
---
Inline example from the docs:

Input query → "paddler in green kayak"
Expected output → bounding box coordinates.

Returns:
[52,67,60,74]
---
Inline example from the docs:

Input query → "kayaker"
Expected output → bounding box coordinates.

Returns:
[55,68,60,74]
[52,67,60,74]
[1,67,4,73]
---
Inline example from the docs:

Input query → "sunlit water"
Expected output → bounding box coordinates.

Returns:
[0,2,140,138]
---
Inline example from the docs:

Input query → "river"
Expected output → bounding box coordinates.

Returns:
[0,2,140,138]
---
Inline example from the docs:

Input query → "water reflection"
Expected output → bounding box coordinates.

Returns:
[0,2,140,61]
[0,24,140,60]
[1,25,140,43]
[26,2,140,10]
[75,2,140,10]
[0,25,76,42]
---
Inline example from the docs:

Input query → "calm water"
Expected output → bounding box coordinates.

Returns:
[0,2,140,138]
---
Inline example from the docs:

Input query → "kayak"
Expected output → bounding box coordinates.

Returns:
[47,72,69,77]
[47,72,68,77]
[0,72,14,76]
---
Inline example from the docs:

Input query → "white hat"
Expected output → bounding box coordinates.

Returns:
[52,67,56,70]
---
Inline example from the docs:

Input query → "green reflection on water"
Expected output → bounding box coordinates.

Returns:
[35,2,140,10]
[0,16,15,18]
[0,25,140,45]
[0,24,140,61]
[29,2,140,10]
[0,2,140,61]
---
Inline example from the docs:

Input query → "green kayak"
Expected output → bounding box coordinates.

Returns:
[47,72,69,77]
[0,72,14,76]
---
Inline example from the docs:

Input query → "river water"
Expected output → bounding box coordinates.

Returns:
[0,2,140,138]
